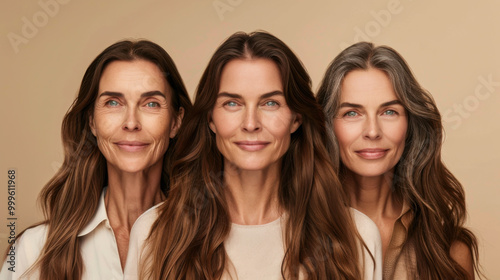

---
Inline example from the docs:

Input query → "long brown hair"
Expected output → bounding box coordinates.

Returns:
[143,31,364,280]
[317,41,481,279]
[14,40,191,279]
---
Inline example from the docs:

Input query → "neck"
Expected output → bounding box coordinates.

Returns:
[346,170,402,221]
[224,161,281,225]
[105,161,165,231]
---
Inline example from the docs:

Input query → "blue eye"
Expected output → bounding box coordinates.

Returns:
[107,100,119,107]
[146,102,159,108]
[264,101,278,107]
[384,110,396,115]
[344,111,358,117]
[225,101,238,107]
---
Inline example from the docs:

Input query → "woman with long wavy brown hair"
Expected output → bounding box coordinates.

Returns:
[0,40,192,279]
[317,41,481,279]
[136,31,382,280]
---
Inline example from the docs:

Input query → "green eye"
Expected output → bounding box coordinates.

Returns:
[146,102,159,108]
[265,101,278,107]
[345,111,358,117]
[384,110,396,115]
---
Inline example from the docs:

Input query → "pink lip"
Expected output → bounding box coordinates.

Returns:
[234,141,270,152]
[115,141,149,152]
[355,148,389,160]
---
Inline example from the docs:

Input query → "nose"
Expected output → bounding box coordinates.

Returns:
[363,116,381,140]
[122,107,141,131]
[242,106,261,132]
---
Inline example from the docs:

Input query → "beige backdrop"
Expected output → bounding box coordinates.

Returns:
[1,0,499,278]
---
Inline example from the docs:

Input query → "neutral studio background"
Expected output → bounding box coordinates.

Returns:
[1,0,499,278]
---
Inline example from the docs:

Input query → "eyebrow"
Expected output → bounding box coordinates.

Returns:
[98,90,166,98]
[217,90,284,99]
[339,99,402,108]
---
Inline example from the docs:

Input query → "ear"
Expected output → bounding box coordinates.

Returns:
[290,113,302,133]
[208,111,217,134]
[169,107,185,138]
[89,114,97,136]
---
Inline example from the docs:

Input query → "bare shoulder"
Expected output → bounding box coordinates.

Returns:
[450,241,475,280]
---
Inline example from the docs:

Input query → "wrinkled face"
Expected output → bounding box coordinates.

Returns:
[90,59,182,174]
[333,68,407,178]
[209,58,301,172]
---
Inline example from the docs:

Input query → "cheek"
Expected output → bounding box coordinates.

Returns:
[144,114,173,158]
[211,113,239,140]
[333,120,357,152]
[265,112,294,137]
[91,114,119,158]
[210,119,235,156]
[93,113,121,138]
[147,116,170,142]
[386,120,408,148]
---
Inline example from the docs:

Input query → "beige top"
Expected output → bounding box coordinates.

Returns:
[222,216,285,279]
[222,208,382,280]
[383,201,416,280]
[0,188,161,280]
[132,207,382,279]
[125,207,382,280]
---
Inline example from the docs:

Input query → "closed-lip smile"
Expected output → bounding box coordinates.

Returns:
[234,141,270,152]
[115,141,149,152]
[355,148,389,159]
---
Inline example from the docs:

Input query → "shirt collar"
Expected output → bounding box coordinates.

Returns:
[398,199,413,231]
[78,187,109,237]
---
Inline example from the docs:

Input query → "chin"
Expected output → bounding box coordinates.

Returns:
[109,160,157,174]
[350,166,395,179]
[232,165,267,171]
[227,159,275,172]
[116,166,148,174]
[357,172,390,178]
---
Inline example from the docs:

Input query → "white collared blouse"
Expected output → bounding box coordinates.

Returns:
[0,188,161,280]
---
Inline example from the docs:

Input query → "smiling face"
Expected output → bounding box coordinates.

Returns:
[333,68,407,179]
[209,58,301,172]
[90,59,182,174]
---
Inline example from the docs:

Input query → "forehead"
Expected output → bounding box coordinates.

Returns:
[99,59,169,94]
[218,58,283,95]
[340,68,398,103]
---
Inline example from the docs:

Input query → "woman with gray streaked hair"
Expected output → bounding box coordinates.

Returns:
[317,41,481,280]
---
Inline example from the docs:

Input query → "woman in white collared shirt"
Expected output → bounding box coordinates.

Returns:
[0,40,191,280]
